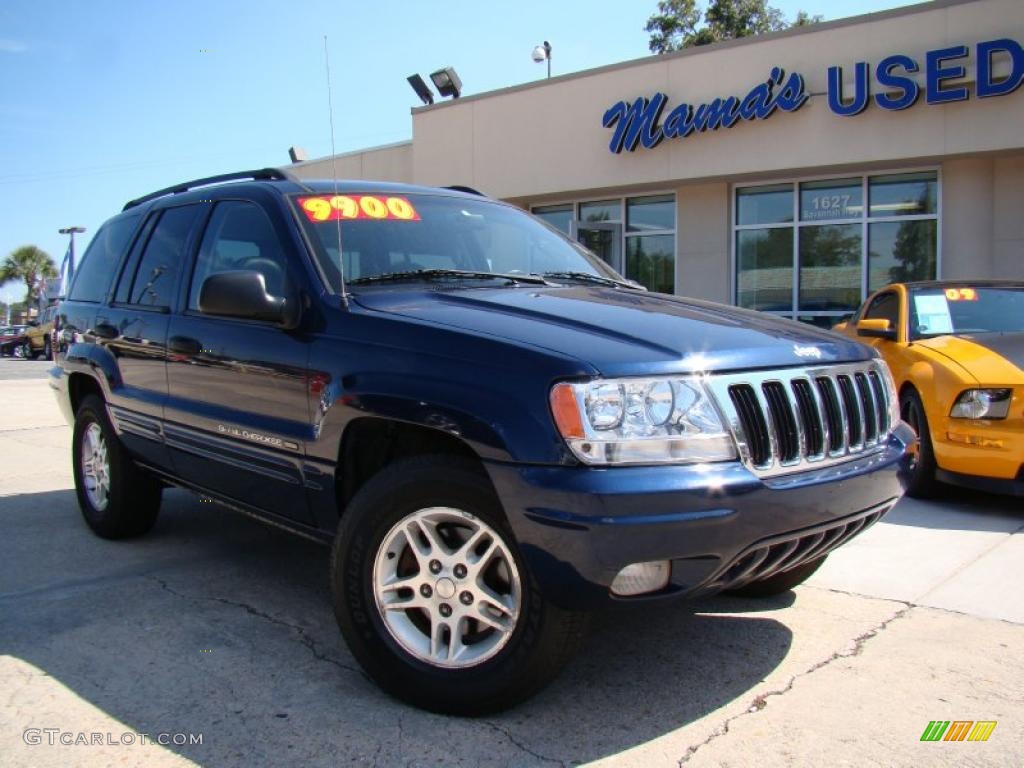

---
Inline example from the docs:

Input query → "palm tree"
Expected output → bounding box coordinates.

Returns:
[0,246,58,304]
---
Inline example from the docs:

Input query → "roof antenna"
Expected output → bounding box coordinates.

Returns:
[324,35,349,308]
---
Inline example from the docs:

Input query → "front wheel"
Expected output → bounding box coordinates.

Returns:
[72,395,162,539]
[726,555,827,598]
[900,389,939,498]
[331,456,588,715]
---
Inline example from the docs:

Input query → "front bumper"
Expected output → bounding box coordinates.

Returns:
[486,422,914,609]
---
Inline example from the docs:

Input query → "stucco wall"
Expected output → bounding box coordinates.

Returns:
[289,142,413,184]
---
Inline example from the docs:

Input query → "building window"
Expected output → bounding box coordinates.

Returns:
[734,171,938,327]
[531,194,676,294]
[532,204,573,235]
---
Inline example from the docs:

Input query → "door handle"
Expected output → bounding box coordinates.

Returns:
[168,336,202,357]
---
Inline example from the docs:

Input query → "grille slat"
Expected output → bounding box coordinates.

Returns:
[729,384,771,467]
[791,379,824,459]
[709,362,896,479]
[868,371,889,433]
[855,373,878,444]
[763,382,800,464]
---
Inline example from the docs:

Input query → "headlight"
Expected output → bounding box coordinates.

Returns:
[550,377,737,465]
[950,388,1012,419]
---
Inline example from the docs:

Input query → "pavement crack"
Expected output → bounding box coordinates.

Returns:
[677,603,914,766]
[147,576,365,679]
[482,721,567,767]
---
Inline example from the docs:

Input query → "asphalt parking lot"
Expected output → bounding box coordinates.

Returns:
[1,357,1021,767]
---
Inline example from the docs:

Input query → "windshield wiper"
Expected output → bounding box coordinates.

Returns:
[541,271,640,289]
[349,269,550,286]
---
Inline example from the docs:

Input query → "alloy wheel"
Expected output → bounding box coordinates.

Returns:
[81,422,111,511]
[372,507,522,668]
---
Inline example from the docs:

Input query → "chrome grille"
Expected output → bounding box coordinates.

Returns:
[707,361,894,478]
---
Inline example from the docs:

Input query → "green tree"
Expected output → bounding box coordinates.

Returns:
[646,0,820,53]
[0,245,58,304]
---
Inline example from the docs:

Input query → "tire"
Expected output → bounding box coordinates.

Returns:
[43,337,52,360]
[726,555,828,598]
[72,395,162,539]
[331,455,589,715]
[899,388,939,499]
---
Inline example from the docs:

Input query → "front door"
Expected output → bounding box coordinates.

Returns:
[163,199,315,527]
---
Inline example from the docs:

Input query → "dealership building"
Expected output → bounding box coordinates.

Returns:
[289,0,1023,327]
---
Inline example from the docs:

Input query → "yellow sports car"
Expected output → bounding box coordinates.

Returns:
[834,281,1023,498]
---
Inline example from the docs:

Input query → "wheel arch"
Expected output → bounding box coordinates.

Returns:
[335,416,497,518]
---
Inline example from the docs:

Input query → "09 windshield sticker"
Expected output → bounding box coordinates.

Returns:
[297,195,420,222]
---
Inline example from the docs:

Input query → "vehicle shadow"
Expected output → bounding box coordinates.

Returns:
[1,488,794,767]
[884,486,1023,534]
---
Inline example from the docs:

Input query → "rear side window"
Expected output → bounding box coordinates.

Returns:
[123,205,202,308]
[68,215,140,303]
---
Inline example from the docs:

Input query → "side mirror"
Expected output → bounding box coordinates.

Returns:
[856,318,896,340]
[198,271,299,329]
[27,320,39,327]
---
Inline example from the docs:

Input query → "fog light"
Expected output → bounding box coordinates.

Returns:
[610,561,670,596]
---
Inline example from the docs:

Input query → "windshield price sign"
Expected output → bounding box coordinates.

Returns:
[298,195,420,222]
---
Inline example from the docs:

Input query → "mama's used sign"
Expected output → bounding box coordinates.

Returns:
[603,38,1023,154]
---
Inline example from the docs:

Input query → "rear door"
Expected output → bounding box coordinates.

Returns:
[163,197,315,526]
[98,203,204,468]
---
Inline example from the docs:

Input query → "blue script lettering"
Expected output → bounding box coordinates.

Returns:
[603,69,806,154]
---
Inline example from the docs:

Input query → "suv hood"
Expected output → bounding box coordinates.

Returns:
[353,286,871,376]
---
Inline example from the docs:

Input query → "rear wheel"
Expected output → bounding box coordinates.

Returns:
[900,389,939,498]
[43,337,52,360]
[726,556,827,598]
[72,395,162,539]
[331,456,588,715]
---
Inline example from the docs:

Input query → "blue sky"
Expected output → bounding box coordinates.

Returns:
[0,0,914,304]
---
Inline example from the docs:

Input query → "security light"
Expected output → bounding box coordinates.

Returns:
[407,74,435,105]
[532,41,552,78]
[429,67,462,99]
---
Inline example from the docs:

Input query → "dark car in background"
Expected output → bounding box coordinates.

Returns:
[0,325,29,357]
[52,169,912,714]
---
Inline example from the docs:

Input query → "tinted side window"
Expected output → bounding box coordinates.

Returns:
[68,215,141,303]
[126,205,202,308]
[189,201,290,312]
[863,291,899,327]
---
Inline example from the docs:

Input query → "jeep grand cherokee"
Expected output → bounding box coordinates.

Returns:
[52,168,912,714]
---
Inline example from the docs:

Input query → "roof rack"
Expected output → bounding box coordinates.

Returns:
[122,168,305,211]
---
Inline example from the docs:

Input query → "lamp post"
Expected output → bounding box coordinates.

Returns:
[58,226,85,297]
[532,41,552,79]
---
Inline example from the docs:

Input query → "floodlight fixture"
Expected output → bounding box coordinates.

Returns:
[429,67,462,99]
[407,74,435,105]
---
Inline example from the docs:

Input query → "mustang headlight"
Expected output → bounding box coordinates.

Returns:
[950,388,1012,420]
[550,377,737,465]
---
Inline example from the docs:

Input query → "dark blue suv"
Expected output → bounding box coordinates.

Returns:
[52,169,912,714]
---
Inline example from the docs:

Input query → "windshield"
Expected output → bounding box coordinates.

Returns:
[909,285,1024,340]
[292,192,624,291]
